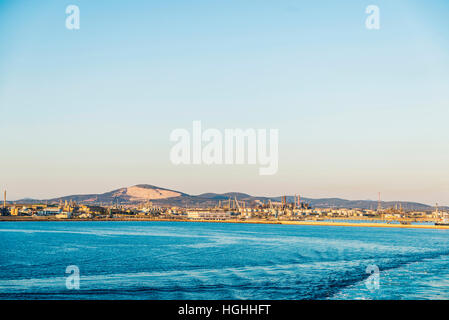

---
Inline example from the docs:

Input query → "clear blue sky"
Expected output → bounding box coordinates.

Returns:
[1,0,449,205]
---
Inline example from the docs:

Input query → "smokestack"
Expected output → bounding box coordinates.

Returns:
[3,190,5,209]
[377,192,382,212]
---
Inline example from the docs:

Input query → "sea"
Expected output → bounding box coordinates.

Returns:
[1,221,449,300]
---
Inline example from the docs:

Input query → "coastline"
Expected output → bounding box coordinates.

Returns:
[1,216,448,229]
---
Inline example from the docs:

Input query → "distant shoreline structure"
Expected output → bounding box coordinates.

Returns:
[5,184,446,210]
[3,184,448,225]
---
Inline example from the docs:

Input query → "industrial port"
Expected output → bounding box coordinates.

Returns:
[1,189,448,228]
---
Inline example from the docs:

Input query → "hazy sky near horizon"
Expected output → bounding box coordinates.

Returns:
[1,0,449,205]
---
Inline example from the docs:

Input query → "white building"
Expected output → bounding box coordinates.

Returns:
[37,207,62,216]
[187,210,231,220]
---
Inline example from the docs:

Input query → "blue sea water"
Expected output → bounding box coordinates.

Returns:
[1,221,449,300]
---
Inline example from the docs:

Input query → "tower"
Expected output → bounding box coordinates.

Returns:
[1,190,7,216]
[377,192,382,213]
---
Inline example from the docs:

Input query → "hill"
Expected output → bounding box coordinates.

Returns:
[14,184,441,211]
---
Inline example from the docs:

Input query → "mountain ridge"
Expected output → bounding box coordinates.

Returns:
[12,184,443,211]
